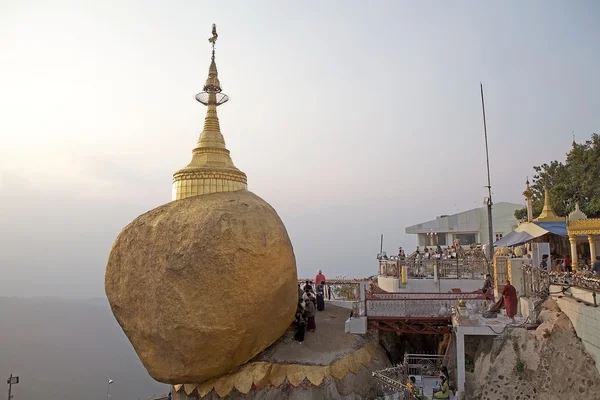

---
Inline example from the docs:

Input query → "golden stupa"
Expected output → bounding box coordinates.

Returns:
[172,24,247,200]
[105,25,298,384]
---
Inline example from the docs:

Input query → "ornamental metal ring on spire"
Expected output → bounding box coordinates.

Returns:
[195,23,229,106]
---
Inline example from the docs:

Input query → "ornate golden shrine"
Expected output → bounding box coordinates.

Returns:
[172,24,248,200]
[567,212,600,268]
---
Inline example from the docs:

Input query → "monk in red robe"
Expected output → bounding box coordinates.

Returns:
[502,280,518,322]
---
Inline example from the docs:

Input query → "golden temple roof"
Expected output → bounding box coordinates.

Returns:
[172,24,247,200]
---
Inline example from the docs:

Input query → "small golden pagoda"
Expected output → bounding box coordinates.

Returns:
[533,187,563,223]
[172,24,247,200]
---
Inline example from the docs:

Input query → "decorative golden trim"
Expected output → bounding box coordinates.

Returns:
[567,218,600,235]
[174,341,383,398]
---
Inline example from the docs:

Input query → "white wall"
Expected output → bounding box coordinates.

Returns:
[552,294,600,375]
[479,202,522,245]
[407,202,522,247]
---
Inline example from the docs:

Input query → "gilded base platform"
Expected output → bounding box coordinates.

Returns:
[172,305,391,399]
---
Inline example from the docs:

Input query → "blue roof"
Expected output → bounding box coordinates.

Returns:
[534,221,568,237]
[494,230,535,247]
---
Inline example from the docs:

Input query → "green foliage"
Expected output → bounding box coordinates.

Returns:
[515,358,525,377]
[515,133,600,219]
[514,207,528,223]
[465,355,475,373]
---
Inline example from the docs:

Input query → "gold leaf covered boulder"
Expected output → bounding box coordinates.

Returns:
[105,190,297,383]
[106,25,297,384]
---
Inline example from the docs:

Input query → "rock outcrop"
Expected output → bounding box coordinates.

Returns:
[469,299,600,400]
[105,190,298,384]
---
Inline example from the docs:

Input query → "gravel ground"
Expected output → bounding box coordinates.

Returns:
[255,304,368,365]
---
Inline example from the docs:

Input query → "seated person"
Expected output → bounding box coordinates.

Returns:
[441,366,455,395]
[407,376,423,399]
[433,374,450,399]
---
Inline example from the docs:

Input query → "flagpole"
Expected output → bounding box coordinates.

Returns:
[480,82,494,271]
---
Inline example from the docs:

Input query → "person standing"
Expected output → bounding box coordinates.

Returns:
[540,254,549,271]
[593,256,600,274]
[305,296,316,332]
[315,270,326,286]
[316,281,325,311]
[294,304,307,343]
[297,283,303,303]
[564,254,573,273]
[481,274,493,300]
[502,279,518,322]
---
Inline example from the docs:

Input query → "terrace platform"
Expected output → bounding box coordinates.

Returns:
[452,303,525,399]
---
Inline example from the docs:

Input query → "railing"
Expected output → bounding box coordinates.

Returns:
[298,279,366,302]
[521,266,600,299]
[494,256,509,294]
[373,366,415,400]
[365,294,486,318]
[379,260,401,279]
[403,259,488,279]
[403,354,449,378]
[522,265,550,298]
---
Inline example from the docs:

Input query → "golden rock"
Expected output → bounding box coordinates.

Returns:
[105,190,298,383]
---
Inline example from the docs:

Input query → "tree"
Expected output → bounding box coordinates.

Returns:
[514,133,600,220]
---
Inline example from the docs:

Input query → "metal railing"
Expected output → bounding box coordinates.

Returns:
[403,259,488,280]
[365,295,486,318]
[520,266,600,298]
[373,366,415,400]
[522,265,550,298]
[403,354,449,378]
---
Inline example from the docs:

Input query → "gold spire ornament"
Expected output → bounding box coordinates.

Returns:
[534,187,562,222]
[172,24,247,200]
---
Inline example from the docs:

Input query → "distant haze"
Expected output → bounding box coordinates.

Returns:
[1,1,599,298]
[0,297,166,400]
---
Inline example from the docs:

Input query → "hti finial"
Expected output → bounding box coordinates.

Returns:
[208,24,218,59]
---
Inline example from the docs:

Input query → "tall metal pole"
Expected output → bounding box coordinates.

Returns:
[7,374,12,400]
[480,83,494,270]
[379,234,383,255]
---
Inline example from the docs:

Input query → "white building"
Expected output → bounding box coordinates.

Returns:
[405,202,523,248]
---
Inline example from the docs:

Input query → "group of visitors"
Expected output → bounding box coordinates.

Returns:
[416,245,459,260]
[407,366,453,399]
[293,270,327,343]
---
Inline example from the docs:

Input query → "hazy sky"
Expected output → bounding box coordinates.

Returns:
[1,1,599,298]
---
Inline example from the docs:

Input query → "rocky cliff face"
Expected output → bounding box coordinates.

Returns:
[468,299,600,400]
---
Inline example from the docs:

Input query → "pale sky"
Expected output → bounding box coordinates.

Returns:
[1,0,598,298]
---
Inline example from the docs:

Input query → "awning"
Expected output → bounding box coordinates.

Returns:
[494,221,567,247]
[494,230,535,247]
[534,221,567,237]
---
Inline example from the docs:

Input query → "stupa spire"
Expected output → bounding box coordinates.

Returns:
[172,24,247,200]
[534,186,562,222]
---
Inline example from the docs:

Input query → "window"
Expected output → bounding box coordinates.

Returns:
[454,233,477,246]
[436,234,447,246]
[495,233,503,241]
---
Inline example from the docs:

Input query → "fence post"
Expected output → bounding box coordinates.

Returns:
[456,257,460,278]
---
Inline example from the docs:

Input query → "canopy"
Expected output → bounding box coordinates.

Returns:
[494,230,534,247]
[494,221,567,247]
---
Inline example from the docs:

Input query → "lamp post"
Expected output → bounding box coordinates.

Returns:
[427,231,437,246]
[6,374,19,400]
[107,379,113,400]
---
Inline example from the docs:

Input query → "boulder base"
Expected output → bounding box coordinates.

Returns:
[105,190,297,384]
[172,305,392,399]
